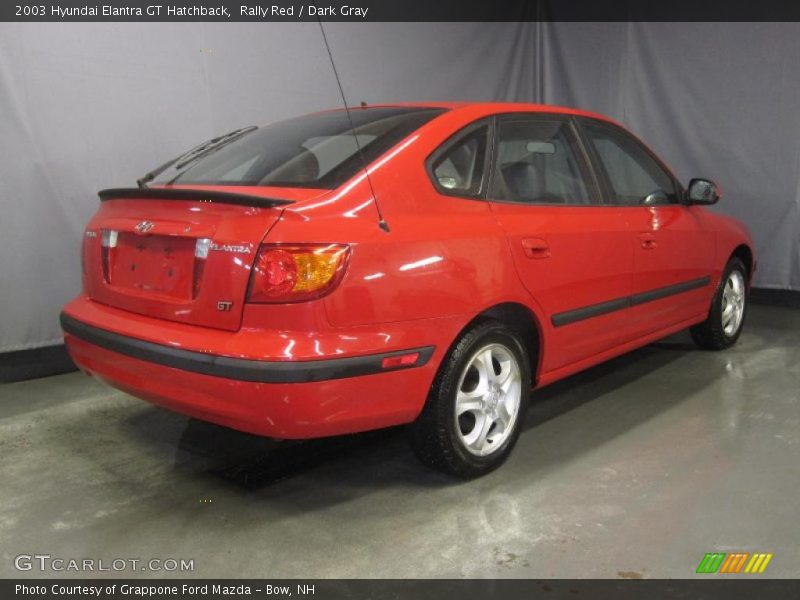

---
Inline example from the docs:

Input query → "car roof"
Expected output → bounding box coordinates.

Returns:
[347,101,619,125]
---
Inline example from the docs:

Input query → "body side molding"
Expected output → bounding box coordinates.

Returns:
[552,276,711,327]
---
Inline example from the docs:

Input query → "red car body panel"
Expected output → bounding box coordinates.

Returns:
[61,102,755,439]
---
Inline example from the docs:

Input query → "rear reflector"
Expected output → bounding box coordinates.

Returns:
[381,352,421,369]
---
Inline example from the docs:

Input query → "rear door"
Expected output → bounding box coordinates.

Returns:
[577,118,715,337]
[487,114,636,372]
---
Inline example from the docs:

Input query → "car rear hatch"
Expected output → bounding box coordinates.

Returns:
[82,185,325,332]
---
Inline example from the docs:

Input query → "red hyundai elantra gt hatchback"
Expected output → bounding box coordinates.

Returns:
[62,103,754,477]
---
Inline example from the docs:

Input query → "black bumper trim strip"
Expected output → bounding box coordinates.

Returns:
[60,313,434,383]
[551,276,711,328]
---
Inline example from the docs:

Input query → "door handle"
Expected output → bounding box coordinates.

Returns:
[521,237,550,259]
[639,233,658,250]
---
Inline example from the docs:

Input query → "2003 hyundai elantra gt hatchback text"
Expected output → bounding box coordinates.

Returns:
[61,103,755,477]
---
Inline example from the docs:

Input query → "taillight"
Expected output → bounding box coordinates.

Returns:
[247,243,350,303]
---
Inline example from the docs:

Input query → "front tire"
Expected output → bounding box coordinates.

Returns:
[407,319,531,478]
[690,257,748,350]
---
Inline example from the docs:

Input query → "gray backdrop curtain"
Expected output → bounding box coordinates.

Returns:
[541,22,800,297]
[0,21,798,352]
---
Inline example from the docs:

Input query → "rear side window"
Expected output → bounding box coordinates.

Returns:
[581,119,678,205]
[490,118,592,205]
[152,107,446,189]
[428,124,489,197]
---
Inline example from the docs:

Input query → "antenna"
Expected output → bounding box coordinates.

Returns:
[316,19,390,233]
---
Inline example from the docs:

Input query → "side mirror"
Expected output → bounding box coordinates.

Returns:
[686,178,720,205]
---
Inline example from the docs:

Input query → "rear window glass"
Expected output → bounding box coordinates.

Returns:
[152,107,446,189]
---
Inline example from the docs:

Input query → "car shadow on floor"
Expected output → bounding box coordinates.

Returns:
[124,330,724,494]
[521,334,699,433]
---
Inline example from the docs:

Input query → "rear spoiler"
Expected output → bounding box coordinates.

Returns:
[98,188,294,209]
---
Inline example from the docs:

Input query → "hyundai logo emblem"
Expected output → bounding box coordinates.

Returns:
[134,220,154,234]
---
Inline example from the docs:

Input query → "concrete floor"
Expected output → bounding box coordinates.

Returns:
[1,304,798,579]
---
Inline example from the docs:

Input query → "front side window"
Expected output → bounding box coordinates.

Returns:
[152,107,446,189]
[489,118,592,205]
[581,119,678,205]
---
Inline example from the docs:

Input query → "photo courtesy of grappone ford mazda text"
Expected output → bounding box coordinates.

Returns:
[61,103,755,477]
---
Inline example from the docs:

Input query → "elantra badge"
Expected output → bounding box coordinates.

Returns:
[210,242,251,254]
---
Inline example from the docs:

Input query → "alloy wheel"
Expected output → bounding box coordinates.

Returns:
[454,343,522,457]
[721,270,746,337]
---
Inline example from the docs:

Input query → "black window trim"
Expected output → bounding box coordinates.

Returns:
[425,117,494,200]
[484,112,606,207]
[574,116,686,207]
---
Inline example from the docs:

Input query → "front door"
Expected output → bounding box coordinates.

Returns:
[578,117,715,338]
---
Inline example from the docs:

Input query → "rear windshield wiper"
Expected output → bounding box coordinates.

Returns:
[136,126,258,189]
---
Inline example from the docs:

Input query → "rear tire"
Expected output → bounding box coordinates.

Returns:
[690,257,748,350]
[407,319,531,478]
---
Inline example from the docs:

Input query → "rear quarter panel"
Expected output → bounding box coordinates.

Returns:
[270,179,538,330]
[268,106,547,337]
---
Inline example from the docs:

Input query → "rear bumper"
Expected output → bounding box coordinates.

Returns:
[60,313,434,384]
[60,298,454,439]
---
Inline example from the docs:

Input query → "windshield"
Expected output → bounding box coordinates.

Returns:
[152,106,446,189]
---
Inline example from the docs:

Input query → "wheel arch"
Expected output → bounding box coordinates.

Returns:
[730,244,755,284]
[447,302,544,387]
